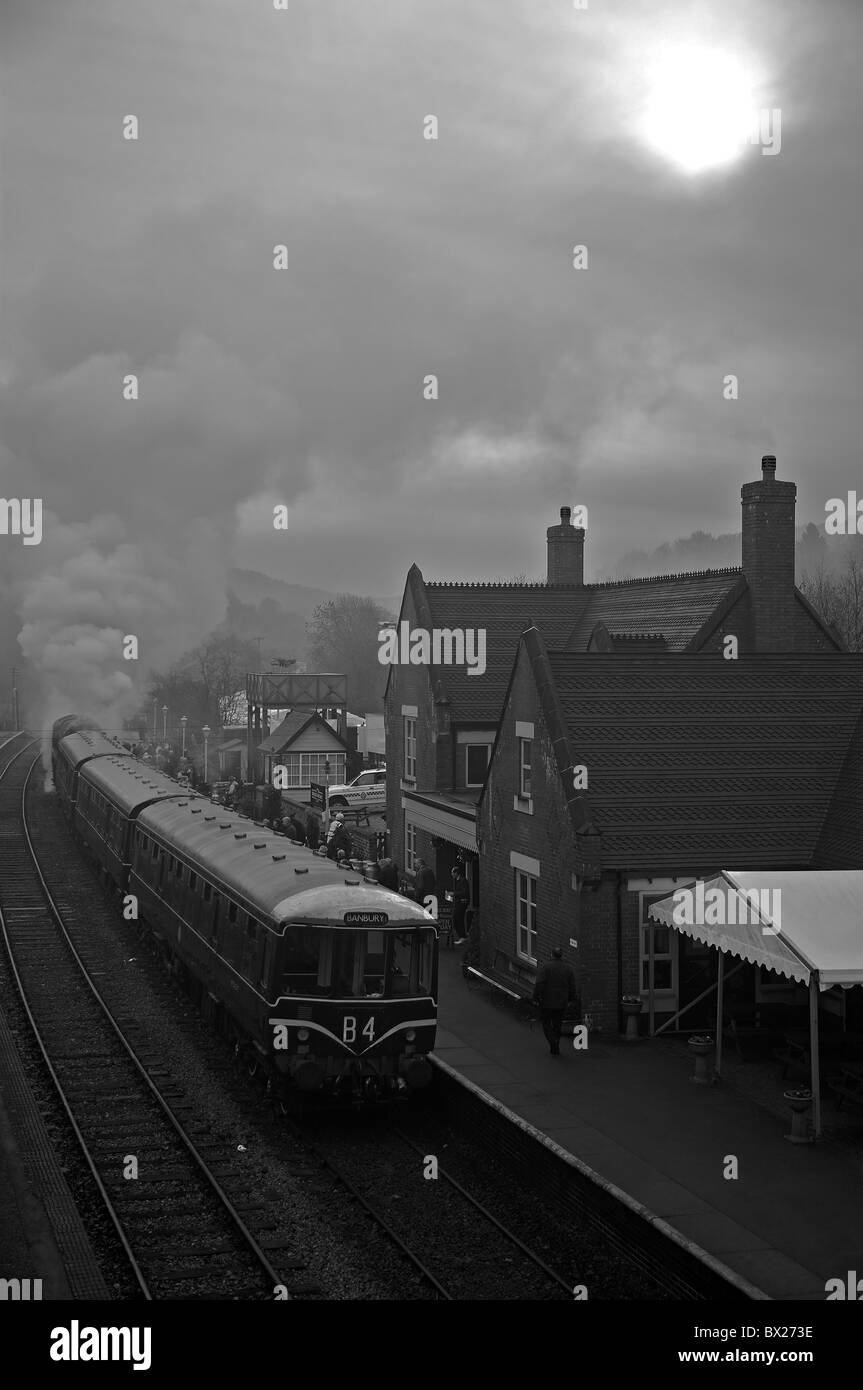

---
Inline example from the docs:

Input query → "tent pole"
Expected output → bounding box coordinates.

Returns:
[809,972,821,1139]
[715,948,724,1080]
[648,916,655,1037]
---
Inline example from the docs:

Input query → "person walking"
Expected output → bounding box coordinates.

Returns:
[450,865,470,945]
[532,948,577,1056]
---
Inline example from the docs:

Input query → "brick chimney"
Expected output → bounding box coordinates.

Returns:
[547,506,585,586]
[741,455,797,652]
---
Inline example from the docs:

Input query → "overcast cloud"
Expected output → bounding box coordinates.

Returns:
[1,0,861,717]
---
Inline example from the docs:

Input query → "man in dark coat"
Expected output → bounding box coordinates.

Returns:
[377,858,400,892]
[412,858,436,909]
[532,948,577,1056]
[450,865,470,944]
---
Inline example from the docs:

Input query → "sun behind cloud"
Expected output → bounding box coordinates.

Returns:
[638,42,762,174]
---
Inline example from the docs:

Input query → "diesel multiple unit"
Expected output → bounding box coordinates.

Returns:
[51,718,437,1098]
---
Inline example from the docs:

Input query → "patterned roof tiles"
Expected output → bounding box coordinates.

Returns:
[545,651,863,869]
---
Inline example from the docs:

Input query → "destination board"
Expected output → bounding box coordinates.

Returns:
[344,911,389,926]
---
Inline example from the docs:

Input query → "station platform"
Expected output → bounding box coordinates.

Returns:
[432,950,863,1301]
[0,1080,70,1299]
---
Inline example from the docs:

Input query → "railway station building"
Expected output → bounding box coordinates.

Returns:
[384,455,858,1025]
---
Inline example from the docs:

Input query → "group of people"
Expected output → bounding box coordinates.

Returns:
[373,856,471,945]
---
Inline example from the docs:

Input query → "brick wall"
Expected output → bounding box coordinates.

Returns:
[384,585,442,877]
[479,643,585,999]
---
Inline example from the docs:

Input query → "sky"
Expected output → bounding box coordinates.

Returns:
[1,0,861,717]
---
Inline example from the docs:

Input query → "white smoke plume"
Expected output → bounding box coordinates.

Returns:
[0,330,301,742]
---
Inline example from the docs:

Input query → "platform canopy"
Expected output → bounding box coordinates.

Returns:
[648,870,863,991]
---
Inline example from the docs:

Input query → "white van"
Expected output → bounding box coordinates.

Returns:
[326,767,387,813]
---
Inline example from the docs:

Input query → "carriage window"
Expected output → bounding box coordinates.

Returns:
[282,926,324,995]
[332,933,357,997]
[361,930,387,997]
[241,919,258,978]
[228,902,239,924]
[151,842,159,860]
[189,872,197,892]
[203,882,212,901]
[390,929,435,997]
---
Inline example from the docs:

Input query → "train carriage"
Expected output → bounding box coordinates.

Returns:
[74,755,193,887]
[132,798,437,1097]
[52,728,134,817]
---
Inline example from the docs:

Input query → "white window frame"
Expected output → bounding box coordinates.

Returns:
[464,743,491,788]
[515,869,538,965]
[638,890,679,1006]
[281,751,346,788]
[405,817,418,872]
[404,717,417,783]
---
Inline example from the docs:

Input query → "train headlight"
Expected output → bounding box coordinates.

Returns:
[297,1028,310,1041]
[405,1029,416,1042]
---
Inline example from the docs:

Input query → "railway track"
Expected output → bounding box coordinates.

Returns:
[0,736,311,1300]
[275,1113,574,1299]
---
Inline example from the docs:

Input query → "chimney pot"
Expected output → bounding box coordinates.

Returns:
[762,454,777,478]
[561,506,571,524]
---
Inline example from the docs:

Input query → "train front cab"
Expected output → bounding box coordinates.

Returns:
[268,914,439,1098]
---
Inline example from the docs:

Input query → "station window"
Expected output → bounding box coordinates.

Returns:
[405,818,418,872]
[518,738,532,800]
[465,744,491,787]
[404,717,416,782]
[515,869,538,964]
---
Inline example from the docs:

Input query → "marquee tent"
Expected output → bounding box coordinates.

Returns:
[648,870,863,1137]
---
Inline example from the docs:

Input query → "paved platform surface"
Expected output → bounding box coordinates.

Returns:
[0,1082,71,1299]
[432,950,863,1301]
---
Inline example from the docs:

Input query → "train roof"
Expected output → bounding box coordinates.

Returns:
[57,730,134,769]
[80,753,194,817]
[52,714,101,747]
[137,798,434,930]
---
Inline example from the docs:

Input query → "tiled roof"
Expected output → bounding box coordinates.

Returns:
[564,571,743,651]
[257,710,342,753]
[546,651,863,869]
[421,569,743,718]
[422,584,582,719]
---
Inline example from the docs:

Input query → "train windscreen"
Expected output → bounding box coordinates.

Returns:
[281,927,435,999]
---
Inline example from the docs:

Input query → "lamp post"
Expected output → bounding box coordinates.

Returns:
[202,725,210,784]
[152,698,157,742]
[180,715,188,758]
[162,705,168,743]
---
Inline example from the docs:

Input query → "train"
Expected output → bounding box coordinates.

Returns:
[51,717,438,1100]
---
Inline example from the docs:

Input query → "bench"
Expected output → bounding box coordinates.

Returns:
[465,948,535,1011]
[773,1034,810,1079]
[828,1066,863,1114]
[465,950,580,1034]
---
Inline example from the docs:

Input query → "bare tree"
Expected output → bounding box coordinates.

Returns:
[306,594,394,712]
[798,554,863,651]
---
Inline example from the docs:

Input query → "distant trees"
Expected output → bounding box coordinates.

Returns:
[141,629,258,736]
[306,594,395,713]
[798,551,863,652]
